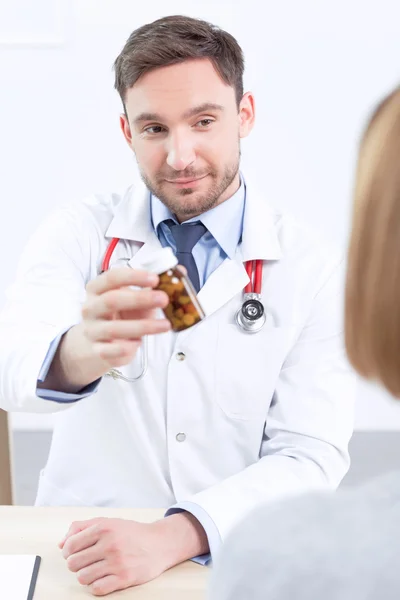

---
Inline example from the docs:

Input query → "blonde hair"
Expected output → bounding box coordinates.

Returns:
[345,86,400,397]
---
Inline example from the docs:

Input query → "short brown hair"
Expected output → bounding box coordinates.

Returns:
[345,86,400,397]
[113,15,244,111]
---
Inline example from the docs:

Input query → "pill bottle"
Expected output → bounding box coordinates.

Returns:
[141,247,205,332]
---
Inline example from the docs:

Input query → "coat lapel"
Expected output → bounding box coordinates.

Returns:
[104,179,163,269]
[196,177,283,319]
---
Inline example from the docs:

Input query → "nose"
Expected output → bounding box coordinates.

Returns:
[166,133,196,171]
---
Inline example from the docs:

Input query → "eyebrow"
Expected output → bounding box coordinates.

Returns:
[133,103,224,125]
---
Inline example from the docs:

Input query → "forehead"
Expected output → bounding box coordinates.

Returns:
[125,58,236,119]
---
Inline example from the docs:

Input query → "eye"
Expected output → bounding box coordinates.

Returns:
[196,119,214,128]
[143,125,165,135]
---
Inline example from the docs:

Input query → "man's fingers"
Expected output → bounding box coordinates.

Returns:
[93,340,142,363]
[87,317,171,344]
[59,521,87,549]
[76,560,111,586]
[90,574,127,597]
[87,267,158,296]
[119,307,159,321]
[59,518,104,549]
[83,289,169,320]
[68,547,105,575]
[62,525,101,559]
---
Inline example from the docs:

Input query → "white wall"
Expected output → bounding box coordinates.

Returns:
[2,0,400,431]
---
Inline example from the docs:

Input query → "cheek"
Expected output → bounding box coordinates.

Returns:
[199,133,238,166]
[134,141,165,171]
[210,124,238,151]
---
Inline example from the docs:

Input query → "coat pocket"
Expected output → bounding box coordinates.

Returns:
[215,322,297,419]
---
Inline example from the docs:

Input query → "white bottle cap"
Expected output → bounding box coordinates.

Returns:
[140,246,178,275]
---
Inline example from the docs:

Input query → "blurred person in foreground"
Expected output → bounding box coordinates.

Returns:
[209,85,400,600]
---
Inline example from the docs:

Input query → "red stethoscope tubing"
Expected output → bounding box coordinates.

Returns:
[102,238,263,294]
[244,259,263,295]
[101,237,120,272]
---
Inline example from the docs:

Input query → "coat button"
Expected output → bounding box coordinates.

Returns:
[176,433,186,442]
[176,352,186,361]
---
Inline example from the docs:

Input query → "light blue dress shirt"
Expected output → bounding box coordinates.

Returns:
[36,176,246,564]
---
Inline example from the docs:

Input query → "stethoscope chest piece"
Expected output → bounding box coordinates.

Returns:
[235,293,266,333]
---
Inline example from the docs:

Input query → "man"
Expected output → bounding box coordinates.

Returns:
[0,15,355,596]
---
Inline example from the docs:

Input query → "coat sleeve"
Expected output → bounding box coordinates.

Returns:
[180,258,356,546]
[0,206,96,413]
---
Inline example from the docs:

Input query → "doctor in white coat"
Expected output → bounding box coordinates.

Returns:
[0,14,355,597]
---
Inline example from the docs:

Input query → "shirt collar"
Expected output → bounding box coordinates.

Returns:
[151,192,176,232]
[151,174,246,259]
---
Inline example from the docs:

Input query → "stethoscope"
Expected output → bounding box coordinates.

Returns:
[236,259,266,333]
[101,238,265,382]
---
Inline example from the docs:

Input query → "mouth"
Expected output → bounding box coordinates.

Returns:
[165,174,208,187]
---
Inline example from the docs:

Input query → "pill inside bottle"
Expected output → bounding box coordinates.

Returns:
[141,247,205,332]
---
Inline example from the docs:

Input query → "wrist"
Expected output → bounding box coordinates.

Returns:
[156,512,209,569]
[39,323,105,393]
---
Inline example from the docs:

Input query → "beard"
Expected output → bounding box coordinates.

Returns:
[138,151,241,220]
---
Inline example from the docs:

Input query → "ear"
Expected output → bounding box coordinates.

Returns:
[120,113,133,148]
[238,92,255,139]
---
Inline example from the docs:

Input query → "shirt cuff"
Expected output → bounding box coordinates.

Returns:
[36,328,101,403]
[165,501,222,566]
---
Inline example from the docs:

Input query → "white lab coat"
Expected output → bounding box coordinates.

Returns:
[0,176,355,541]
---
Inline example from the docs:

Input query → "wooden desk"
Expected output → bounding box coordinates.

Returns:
[0,507,209,599]
[0,409,13,504]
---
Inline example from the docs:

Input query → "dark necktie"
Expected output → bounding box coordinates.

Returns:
[166,220,207,293]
